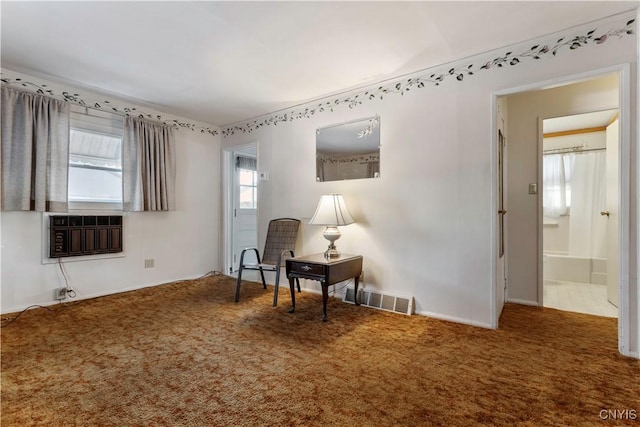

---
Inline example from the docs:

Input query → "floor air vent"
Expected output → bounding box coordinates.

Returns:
[343,287,413,315]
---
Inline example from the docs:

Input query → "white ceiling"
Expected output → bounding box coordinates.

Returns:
[544,109,619,134]
[1,1,637,127]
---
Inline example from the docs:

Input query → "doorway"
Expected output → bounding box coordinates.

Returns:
[541,110,619,318]
[495,66,632,356]
[223,142,258,275]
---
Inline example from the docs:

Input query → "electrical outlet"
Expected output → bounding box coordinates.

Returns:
[144,259,155,268]
[54,288,67,300]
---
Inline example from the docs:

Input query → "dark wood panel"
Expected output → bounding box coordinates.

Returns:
[49,216,123,258]
[69,228,83,254]
[110,227,122,252]
[96,227,110,252]
[288,261,326,277]
[327,258,363,285]
[84,228,96,252]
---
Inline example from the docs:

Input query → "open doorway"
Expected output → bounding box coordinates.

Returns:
[541,110,619,318]
[223,142,258,276]
[496,66,633,356]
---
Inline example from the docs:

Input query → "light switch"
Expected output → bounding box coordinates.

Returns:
[528,183,537,194]
[259,171,269,181]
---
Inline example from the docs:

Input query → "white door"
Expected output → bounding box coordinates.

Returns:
[605,117,619,307]
[231,149,258,273]
[233,209,257,271]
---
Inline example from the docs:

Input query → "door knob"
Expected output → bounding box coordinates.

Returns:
[498,209,507,215]
[600,211,610,217]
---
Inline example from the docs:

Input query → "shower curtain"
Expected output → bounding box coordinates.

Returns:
[568,151,607,258]
[543,150,607,258]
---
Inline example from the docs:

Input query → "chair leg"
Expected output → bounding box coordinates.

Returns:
[296,278,301,293]
[258,267,267,289]
[273,267,281,306]
[235,267,243,302]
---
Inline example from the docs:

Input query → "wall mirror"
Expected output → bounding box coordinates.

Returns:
[316,115,380,182]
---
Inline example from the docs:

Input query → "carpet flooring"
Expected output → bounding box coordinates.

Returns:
[1,274,639,426]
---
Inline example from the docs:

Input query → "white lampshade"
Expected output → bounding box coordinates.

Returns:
[309,194,355,226]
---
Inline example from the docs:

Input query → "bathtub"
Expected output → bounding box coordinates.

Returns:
[543,252,607,284]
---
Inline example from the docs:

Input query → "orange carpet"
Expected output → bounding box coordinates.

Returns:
[2,274,638,426]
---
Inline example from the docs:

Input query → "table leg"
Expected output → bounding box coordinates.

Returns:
[288,276,296,314]
[321,283,329,322]
[354,274,361,306]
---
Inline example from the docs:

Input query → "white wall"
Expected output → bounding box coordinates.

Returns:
[222,12,638,340]
[1,79,222,313]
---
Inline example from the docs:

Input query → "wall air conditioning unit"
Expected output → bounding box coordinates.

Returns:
[49,215,123,258]
[343,287,413,315]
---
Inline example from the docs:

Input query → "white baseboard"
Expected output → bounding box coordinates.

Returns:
[415,309,494,329]
[506,298,540,306]
[620,349,639,359]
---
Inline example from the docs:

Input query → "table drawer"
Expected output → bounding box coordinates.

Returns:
[289,261,325,277]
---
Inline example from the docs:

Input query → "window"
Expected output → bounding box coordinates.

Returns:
[236,156,257,209]
[542,153,575,217]
[69,129,122,203]
[239,168,257,209]
[68,106,124,208]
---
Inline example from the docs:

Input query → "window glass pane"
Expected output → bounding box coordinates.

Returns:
[239,186,256,209]
[239,169,256,186]
[68,128,123,203]
[69,167,123,202]
[69,129,122,169]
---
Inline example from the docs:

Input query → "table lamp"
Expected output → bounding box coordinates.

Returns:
[309,194,355,258]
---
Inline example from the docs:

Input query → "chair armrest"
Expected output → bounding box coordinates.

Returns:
[275,250,295,268]
[239,247,262,266]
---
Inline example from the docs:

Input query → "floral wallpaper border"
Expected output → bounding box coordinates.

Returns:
[317,153,380,165]
[222,17,635,137]
[0,75,219,136]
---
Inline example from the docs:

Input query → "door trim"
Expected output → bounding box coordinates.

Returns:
[491,63,633,357]
[490,102,508,329]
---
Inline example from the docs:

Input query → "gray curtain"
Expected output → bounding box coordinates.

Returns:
[122,116,175,211]
[1,87,70,212]
[236,156,256,171]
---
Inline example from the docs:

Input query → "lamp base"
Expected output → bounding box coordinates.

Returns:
[323,226,342,258]
[324,247,340,259]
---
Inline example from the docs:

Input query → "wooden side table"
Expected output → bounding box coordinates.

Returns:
[286,253,363,321]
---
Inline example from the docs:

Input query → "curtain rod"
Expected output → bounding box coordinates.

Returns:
[543,146,606,155]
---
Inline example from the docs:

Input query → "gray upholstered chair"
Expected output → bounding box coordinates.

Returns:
[235,218,301,306]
